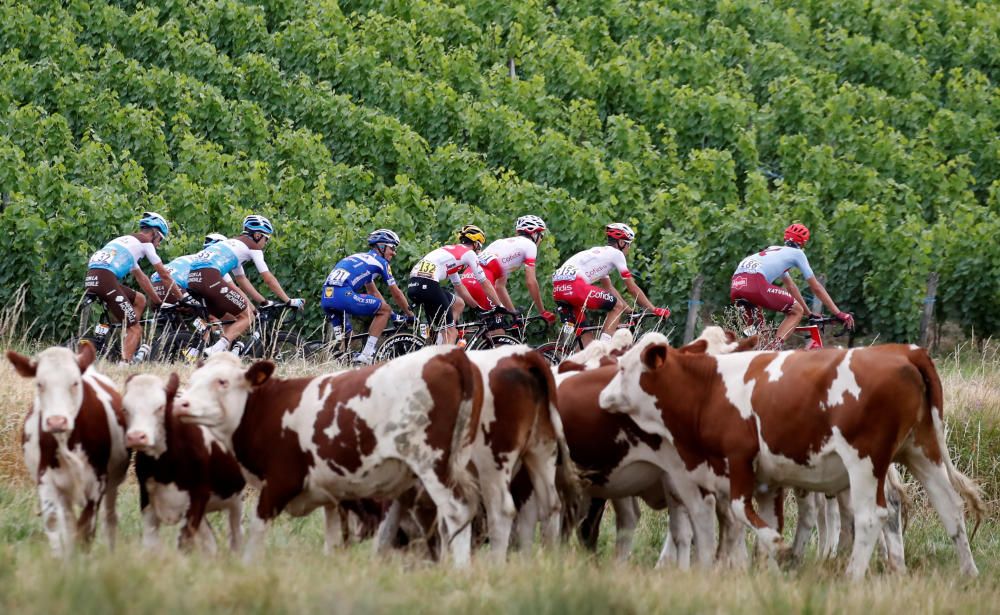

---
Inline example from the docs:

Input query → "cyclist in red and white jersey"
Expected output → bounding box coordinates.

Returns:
[407,224,504,344]
[730,223,854,349]
[459,214,557,325]
[552,223,670,346]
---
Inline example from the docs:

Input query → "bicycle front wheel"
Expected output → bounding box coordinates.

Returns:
[243,330,304,361]
[470,334,522,350]
[375,333,425,362]
[150,329,199,362]
[534,342,562,366]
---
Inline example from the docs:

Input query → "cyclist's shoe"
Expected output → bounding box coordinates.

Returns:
[653,307,671,319]
[540,310,557,324]
[131,343,152,364]
[350,352,373,367]
[183,347,204,364]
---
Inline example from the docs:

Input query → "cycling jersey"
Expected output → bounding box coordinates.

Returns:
[410,244,485,285]
[733,245,814,283]
[479,236,538,277]
[150,254,233,289]
[552,246,631,285]
[87,235,162,280]
[323,250,396,291]
[190,238,269,277]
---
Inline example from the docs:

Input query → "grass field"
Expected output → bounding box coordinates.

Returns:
[1,343,998,614]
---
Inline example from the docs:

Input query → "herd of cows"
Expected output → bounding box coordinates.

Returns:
[5,328,986,580]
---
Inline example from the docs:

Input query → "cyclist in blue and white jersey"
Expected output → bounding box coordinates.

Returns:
[320,229,415,365]
[151,233,233,304]
[84,212,177,363]
[730,223,854,349]
[188,215,304,355]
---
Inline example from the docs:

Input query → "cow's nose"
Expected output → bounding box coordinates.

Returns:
[126,431,148,447]
[175,399,190,416]
[45,416,68,432]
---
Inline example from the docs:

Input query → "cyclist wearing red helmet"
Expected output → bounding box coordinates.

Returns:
[730,223,854,348]
[552,223,670,347]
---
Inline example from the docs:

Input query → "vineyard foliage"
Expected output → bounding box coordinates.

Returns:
[0,0,997,341]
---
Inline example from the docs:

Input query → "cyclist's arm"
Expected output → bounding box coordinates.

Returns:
[235,274,267,305]
[388,284,414,316]
[454,282,483,311]
[132,266,160,307]
[522,267,546,314]
[782,273,812,313]
[805,275,845,315]
[260,271,292,304]
[479,277,504,310]
[493,275,517,312]
[622,277,657,311]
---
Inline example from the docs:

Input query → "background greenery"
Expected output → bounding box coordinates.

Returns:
[1,0,997,342]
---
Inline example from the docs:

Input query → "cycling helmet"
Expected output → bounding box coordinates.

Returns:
[367,228,401,247]
[605,222,635,242]
[204,232,227,248]
[783,223,810,246]
[457,224,487,249]
[139,211,169,238]
[515,215,547,234]
[243,214,274,236]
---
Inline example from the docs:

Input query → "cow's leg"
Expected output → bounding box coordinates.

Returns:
[181,494,210,552]
[880,477,906,573]
[324,505,344,555]
[243,507,272,563]
[819,494,841,559]
[791,490,818,563]
[477,461,517,561]
[611,497,640,561]
[715,491,748,568]
[512,492,539,552]
[843,463,889,580]
[836,490,854,557]
[657,490,692,569]
[76,498,100,549]
[141,505,162,551]
[523,443,561,546]
[751,485,780,564]
[39,482,71,557]
[102,481,119,551]
[902,451,977,576]
[417,472,473,567]
[578,499,606,552]
[375,499,404,555]
[196,517,219,555]
[729,460,787,562]
[226,496,244,553]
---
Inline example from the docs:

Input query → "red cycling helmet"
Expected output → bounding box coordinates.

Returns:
[783,223,810,246]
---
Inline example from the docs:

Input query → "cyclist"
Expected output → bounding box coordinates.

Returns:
[459,215,557,328]
[151,233,231,304]
[188,215,304,355]
[407,224,505,345]
[84,211,177,364]
[551,223,670,347]
[320,229,415,365]
[730,223,855,349]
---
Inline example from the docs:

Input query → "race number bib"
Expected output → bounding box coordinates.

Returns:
[89,250,115,265]
[552,265,578,282]
[413,259,437,279]
[325,268,351,286]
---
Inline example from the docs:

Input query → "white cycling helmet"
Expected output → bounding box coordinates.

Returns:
[515,215,547,234]
[605,222,635,242]
[204,232,228,248]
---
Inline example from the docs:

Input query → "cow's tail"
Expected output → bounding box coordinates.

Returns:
[441,349,482,515]
[524,352,586,528]
[910,347,986,542]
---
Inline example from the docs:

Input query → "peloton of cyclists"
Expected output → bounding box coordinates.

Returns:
[84,212,177,364]
[150,233,230,304]
[407,224,505,345]
[187,215,304,356]
[552,223,671,347]
[730,223,855,349]
[320,229,415,365]
[459,215,558,329]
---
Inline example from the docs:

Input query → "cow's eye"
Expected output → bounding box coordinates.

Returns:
[217,379,228,388]
[156,405,165,414]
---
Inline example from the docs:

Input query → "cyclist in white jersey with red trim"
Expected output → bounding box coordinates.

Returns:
[459,215,557,325]
[188,214,305,355]
[730,223,855,349]
[84,212,177,363]
[552,223,670,346]
[407,224,505,345]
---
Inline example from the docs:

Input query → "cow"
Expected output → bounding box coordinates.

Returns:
[6,343,129,557]
[173,347,482,566]
[600,339,985,579]
[122,373,245,552]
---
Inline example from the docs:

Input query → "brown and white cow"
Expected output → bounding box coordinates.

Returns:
[122,373,245,552]
[600,340,984,579]
[174,347,482,566]
[7,343,129,556]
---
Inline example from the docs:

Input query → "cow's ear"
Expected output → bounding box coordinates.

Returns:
[679,340,708,355]
[557,360,585,374]
[597,356,617,367]
[165,373,180,401]
[124,373,138,386]
[641,344,668,370]
[76,340,96,373]
[735,336,758,352]
[245,361,275,387]
[6,350,36,378]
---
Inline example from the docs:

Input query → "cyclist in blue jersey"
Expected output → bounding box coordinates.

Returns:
[84,212,177,363]
[151,233,231,304]
[188,215,304,355]
[730,223,854,349]
[321,229,415,365]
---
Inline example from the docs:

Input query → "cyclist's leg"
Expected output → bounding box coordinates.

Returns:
[190,269,250,353]
[87,269,142,361]
[574,280,619,342]
[332,288,385,362]
[732,273,800,346]
[408,278,458,345]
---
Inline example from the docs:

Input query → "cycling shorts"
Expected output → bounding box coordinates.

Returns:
[458,263,499,311]
[552,276,617,323]
[188,268,247,319]
[407,278,456,328]
[320,286,383,317]
[84,268,139,326]
[730,273,794,313]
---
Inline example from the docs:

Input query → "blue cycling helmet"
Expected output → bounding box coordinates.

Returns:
[139,211,169,238]
[367,228,400,247]
[204,232,228,248]
[243,214,274,235]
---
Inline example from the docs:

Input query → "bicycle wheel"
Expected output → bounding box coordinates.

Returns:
[534,342,562,366]
[375,332,425,362]
[470,334,522,350]
[64,334,119,362]
[150,329,199,362]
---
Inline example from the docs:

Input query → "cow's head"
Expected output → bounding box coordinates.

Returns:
[123,372,180,455]
[173,353,274,444]
[6,343,96,435]
[599,332,670,413]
